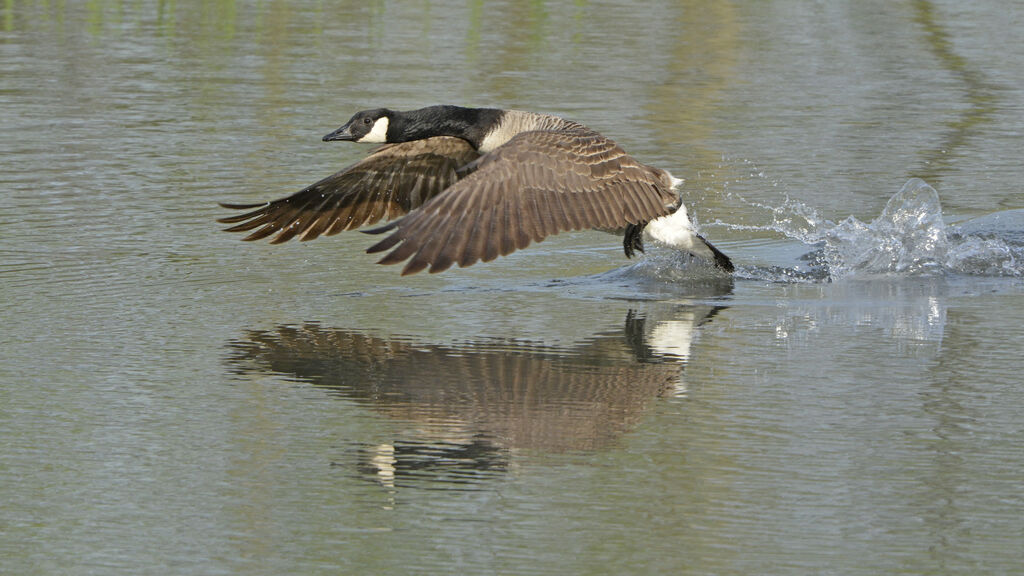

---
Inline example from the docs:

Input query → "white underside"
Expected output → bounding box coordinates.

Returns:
[642,202,714,262]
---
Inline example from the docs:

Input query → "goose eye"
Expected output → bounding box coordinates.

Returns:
[363,117,373,125]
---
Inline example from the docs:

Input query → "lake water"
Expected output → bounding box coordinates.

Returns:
[3,1,1023,574]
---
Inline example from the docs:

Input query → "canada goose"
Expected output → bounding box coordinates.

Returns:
[218,105,733,275]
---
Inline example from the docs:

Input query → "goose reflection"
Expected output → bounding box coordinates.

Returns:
[226,304,725,486]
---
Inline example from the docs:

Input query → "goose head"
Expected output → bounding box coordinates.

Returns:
[323,108,394,143]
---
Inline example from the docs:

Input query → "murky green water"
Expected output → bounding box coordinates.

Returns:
[3,1,1023,574]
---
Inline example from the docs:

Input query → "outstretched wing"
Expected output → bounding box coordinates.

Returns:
[217,137,480,244]
[366,128,678,275]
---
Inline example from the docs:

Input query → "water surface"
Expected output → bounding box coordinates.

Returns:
[2,1,1023,574]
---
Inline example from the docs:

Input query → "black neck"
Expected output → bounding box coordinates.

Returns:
[388,106,503,149]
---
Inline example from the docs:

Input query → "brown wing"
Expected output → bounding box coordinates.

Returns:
[365,128,678,275]
[217,137,480,244]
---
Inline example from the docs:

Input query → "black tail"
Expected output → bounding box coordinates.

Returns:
[696,234,734,272]
[624,223,733,272]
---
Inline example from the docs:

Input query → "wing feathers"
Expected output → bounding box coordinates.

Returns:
[218,137,479,243]
[368,128,678,273]
[463,195,494,266]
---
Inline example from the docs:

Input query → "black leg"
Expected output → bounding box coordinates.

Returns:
[623,222,647,258]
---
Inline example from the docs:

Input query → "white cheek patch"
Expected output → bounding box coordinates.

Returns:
[357,116,390,143]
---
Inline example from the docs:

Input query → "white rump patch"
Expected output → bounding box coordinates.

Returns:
[358,116,390,143]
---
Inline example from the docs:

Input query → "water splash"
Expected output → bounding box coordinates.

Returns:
[823,179,950,278]
[709,178,1024,282]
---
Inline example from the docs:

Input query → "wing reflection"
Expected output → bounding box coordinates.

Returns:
[226,305,724,485]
